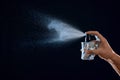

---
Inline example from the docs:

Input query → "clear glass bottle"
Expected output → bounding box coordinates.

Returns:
[81,34,99,60]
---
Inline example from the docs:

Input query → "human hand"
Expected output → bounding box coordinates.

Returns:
[85,31,115,60]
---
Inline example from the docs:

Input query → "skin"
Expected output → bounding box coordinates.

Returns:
[85,31,120,76]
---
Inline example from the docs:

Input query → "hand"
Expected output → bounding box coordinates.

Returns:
[85,31,115,60]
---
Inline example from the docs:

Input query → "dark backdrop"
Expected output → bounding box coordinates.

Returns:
[1,0,120,80]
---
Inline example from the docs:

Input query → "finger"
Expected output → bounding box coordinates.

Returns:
[85,31,106,42]
[86,49,98,55]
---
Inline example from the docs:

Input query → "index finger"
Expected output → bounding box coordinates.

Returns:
[85,31,106,42]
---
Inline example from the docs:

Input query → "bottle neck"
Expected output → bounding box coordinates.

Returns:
[85,34,96,42]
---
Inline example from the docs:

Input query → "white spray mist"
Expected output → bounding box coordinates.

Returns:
[30,11,86,43]
[47,19,86,42]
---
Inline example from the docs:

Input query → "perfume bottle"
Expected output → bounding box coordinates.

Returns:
[81,34,99,60]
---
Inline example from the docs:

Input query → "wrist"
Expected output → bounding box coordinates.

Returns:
[106,51,116,62]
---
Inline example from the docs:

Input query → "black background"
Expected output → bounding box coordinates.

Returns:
[1,0,120,80]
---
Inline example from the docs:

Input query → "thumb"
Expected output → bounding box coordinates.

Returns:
[86,49,98,55]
